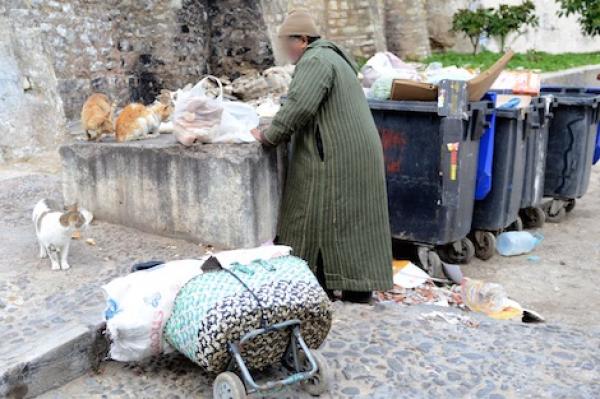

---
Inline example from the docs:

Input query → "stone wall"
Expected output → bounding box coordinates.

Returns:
[0,16,67,162]
[1,0,275,121]
[206,0,275,79]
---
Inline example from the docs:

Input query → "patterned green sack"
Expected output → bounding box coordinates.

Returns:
[164,256,332,373]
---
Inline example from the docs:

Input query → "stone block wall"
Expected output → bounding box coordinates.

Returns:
[1,0,274,120]
[326,0,387,59]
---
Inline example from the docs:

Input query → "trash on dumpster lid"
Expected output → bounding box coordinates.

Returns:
[390,50,514,102]
[496,94,532,109]
[491,70,541,96]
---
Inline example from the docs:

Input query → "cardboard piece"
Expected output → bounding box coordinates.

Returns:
[390,50,515,102]
[390,80,438,101]
[466,49,514,101]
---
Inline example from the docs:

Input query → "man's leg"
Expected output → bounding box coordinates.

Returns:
[316,251,334,300]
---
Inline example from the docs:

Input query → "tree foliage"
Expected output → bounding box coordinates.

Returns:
[487,1,539,51]
[556,0,600,36]
[452,1,539,54]
[452,8,494,55]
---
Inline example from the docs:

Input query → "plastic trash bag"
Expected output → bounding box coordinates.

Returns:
[102,259,205,361]
[102,245,292,362]
[173,76,259,145]
[361,52,420,88]
[424,65,475,85]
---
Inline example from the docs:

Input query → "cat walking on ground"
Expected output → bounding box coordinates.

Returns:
[32,199,92,270]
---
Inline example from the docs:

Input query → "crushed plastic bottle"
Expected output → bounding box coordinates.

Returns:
[461,278,508,314]
[496,231,543,256]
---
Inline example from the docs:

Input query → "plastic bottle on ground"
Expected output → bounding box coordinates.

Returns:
[496,231,543,256]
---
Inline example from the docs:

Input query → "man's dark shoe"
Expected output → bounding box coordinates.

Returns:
[341,290,372,304]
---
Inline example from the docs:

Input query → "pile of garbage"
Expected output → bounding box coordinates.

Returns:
[377,260,544,324]
[201,65,294,114]
[361,50,540,101]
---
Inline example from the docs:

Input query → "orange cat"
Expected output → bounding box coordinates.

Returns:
[81,93,115,141]
[115,92,173,143]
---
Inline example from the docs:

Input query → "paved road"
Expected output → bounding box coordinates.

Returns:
[40,303,600,399]
[0,162,599,398]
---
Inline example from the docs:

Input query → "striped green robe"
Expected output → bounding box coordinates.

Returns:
[264,39,393,291]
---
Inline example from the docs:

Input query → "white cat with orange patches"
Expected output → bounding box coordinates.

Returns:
[115,91,173,142]
[32,200,92,270]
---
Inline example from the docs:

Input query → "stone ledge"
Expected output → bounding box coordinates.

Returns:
[0,321,106,399]
[60,135,283,249]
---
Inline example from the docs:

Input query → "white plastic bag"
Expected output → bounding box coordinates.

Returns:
[102,245,292,362]
[173,76,259,145]
[173,76,223,145]
[102,259,204,361]
[213,100,259,143]
[361,52,420,88]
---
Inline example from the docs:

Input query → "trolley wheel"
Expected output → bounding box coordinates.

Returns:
[521,207,546,229]
[301,352,331,396]
[213,372,247,399]
[546,206,566,223]
[565,199,576,213]
[473,232,496,261]
[439,238,475,264]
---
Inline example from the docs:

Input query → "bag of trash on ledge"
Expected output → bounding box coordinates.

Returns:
[173,76,259,145]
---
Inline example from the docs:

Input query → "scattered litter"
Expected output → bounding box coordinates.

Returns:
[522,308,545,323]
[461,278,524,321]
[527,255,541,262]
[392,260,429,288]
[441,262,463,284]
[377,281,461,307]
[496,231,543,256]
[85,238,97,246]
[419,310,479,328]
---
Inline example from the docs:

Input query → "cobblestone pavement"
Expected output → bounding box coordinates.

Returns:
[39,303,600,399]
[0,173,210,367]
[1,164,599,398]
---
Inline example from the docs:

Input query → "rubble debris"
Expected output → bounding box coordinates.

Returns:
[419,310,480,328]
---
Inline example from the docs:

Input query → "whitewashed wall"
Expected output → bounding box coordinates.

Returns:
[474,0,600,53]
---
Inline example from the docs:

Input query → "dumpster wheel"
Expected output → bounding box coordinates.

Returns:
[507,216,524,232]
[520,207,545,229]
[417,247,443,279]
[472,231,496,261]
[438,238,475,264]
[544,200,567,223]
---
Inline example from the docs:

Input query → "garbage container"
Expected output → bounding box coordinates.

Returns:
[539,87,600,222]
[585,87,600,165]
[369,94,490,275]
[470,107,527,260]
[474,92,498,201]
[519,96,555,228]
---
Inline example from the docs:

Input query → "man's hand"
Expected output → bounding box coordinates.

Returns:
[251,127,269,145]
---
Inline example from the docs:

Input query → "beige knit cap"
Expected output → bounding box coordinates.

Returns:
[277,9,320,38]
